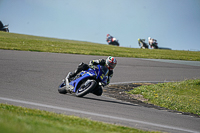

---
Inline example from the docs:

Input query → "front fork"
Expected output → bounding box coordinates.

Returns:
[63,72,74,92]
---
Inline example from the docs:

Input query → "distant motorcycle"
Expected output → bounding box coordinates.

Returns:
[109,38,120,46]
[150,42,158,49]
[138,38,148,49]
[107,37,120,46]
[0,21,9,32]
[148,38,159,49]
[58,64,108,97]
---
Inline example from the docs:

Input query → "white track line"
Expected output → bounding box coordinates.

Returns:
[0,97,198,133]
[110,81,171,85]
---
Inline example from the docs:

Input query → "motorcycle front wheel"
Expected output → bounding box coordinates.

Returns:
[152,45,158,49]
[113,41,120,46]
[58,82,67,94]
[76,79,97,97]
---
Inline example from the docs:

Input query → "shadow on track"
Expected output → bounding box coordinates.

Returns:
[81,96,138,107]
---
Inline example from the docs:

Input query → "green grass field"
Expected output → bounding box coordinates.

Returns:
[128,79,200,116]
[0,104,158,133]
[0,31,199,132]
[0,32,200,61]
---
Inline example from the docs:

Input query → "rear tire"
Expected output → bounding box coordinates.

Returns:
[76,80,97,97]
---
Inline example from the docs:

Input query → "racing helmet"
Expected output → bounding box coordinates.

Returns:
[107,34,110,37]
[106,56,117,70]
[148,37,151,40]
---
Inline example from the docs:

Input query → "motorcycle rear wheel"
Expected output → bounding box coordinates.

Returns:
[76,80,97,97]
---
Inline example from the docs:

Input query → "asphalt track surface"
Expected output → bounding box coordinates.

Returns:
[0,50,200,133]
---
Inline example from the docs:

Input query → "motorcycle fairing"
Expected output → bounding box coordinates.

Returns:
[69,69,96,93]
[69,65,108,93]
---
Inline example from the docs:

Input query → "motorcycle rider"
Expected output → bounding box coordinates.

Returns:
[0,21,9,32]
[148,37,157,48]
[106,34,114,44]
[68,56,117,96]
[138,38,148,49]
[0,21,3,29]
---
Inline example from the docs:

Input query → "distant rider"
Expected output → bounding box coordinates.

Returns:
[138,38,146,48]
[148,37,157,48]
[68,56,117,96]
[106,34,114,44]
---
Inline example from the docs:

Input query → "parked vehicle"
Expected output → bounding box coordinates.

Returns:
[0,21,9,32]
[58,64,108,97]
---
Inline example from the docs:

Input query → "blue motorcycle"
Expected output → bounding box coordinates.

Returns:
[58,65,108,97]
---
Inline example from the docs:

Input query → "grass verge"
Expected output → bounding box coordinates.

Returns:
[0,32,200,61]
[127,79,200,116]
[0,104,158,133]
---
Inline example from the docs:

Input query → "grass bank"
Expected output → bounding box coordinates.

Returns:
[128,79,200,116]
[0,104,157,133]
[0,32,200,61]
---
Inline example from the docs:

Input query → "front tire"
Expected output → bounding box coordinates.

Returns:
[76,80,97,97]
[58,82,67,94]
[114,41,120,46]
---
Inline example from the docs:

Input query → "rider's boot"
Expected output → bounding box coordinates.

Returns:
[67,69,81,82]
[67,62,87,82]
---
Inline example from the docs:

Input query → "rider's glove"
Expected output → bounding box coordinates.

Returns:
[88,61,93,66]
[90,65,95,69]
[89,61,94,68]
